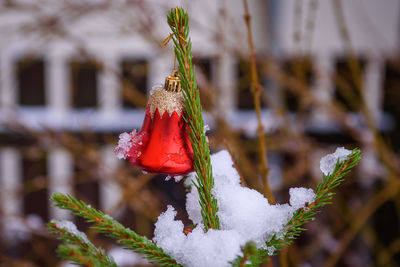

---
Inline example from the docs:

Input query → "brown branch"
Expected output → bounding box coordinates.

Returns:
[242,0,275,204]
[238,253,248,267]
[279,247,289,267]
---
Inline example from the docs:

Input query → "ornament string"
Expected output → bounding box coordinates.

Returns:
[162,33,184,76]
[173,54,177,74]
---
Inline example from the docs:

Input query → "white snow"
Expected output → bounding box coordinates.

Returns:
[165,175,184,182]
[114,131,135,159]
[154,206,243,267]
[154,150,316,267]
[52,220,90,244]
[289,188,316,209]
[204,124,210,134]
[319,147,352,175]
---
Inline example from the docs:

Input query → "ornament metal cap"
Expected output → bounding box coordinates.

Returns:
[164,74,181,92]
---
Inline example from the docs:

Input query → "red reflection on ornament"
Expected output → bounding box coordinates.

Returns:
[115,107,194,176]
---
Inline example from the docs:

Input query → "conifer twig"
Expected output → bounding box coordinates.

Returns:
[264,149,362,252]
[242,0,275,203]
[48,220,117,267]
[49,192,181,267]
[232,149,362,265]
[231,242,265,267]
[57,245,106,267]
[166,7,219,230]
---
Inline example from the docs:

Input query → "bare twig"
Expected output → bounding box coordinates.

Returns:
[242,0,275,204]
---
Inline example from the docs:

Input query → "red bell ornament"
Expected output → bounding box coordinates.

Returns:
[115,75,194,177]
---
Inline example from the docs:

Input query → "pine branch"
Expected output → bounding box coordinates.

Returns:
[166,7,219,231]
[265,148,361,252]
[50,192,181,267]
[232,148,362,265]
[231,242,266,267]
[48,220,117,267]
[57,244,107,267]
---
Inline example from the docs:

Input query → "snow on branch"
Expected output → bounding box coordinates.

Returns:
[249,148,362,265]
[153,148,360,266]
[48,148,360,267]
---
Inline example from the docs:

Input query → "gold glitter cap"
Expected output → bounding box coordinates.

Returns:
[164,74,182,92]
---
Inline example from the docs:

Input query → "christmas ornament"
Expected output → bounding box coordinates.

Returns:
[115,74,194,176]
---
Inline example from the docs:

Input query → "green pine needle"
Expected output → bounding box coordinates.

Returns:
[49,192,181,267]
[230,242,268,267]
[48,220,117,267]
[56,244,108,267]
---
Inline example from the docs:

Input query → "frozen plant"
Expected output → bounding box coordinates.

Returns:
[48,144,360,266]
[48,220,118,266]
[48,7,361,267]
[153,150,318,266]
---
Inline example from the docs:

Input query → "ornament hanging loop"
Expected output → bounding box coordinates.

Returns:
[164,73,182,92]
[161,33,180,87]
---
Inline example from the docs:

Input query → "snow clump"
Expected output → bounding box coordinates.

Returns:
[153,150,316,267]
[289,188,316,209]
[320,147,352,175]
[165,175,184,182]
[114,131,135,159]
[52,220,90,244]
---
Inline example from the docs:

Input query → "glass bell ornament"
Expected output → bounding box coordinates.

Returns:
[115,74,194,177]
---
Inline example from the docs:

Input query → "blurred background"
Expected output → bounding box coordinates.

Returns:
[0,0,399,266]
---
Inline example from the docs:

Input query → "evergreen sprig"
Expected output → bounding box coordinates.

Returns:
[48,220,117,267]
[232,148,362,265]
[166,7,219,231]
[49,193,181,267]
[56,244,108,267]
[230,242,266,267]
